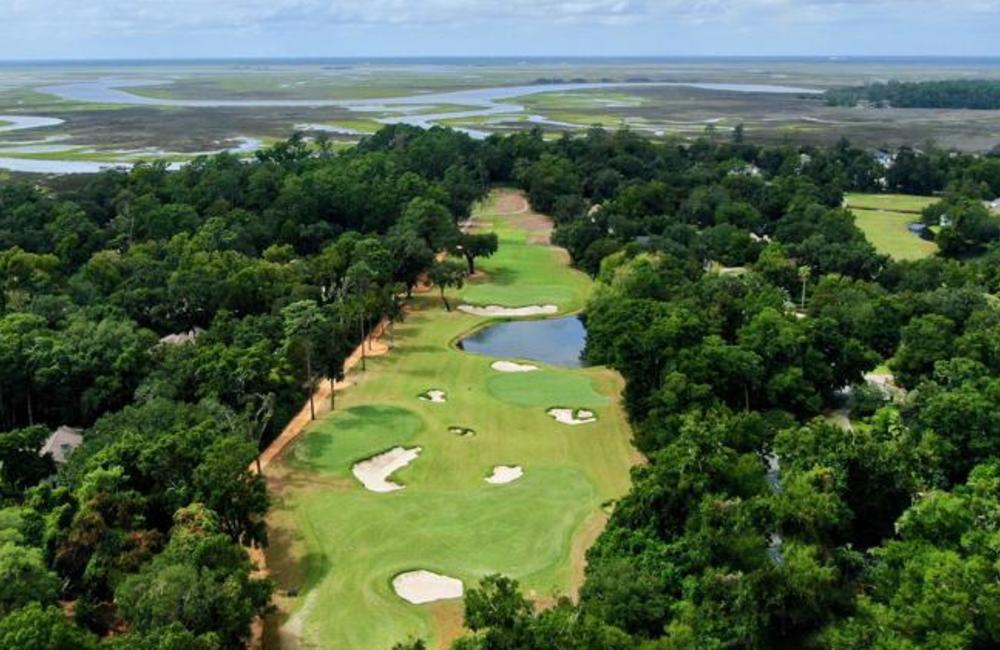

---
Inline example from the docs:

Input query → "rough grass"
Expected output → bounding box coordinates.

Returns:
[265,190,636,650]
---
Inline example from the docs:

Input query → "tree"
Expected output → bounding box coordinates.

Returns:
[452,232,499,275]
[428,260,467,311]
[281,300,327,420]
[0,543,59,615]
[0,426,54,496]
[0,603,98,650]
[192,437,269,546]
[400,197,458,251]
[115,526,272,650]
[798,265,812,309]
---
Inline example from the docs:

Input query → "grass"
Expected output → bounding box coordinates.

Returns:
[457,207,591,312]
[264,190,635,650]
[845,192,937,214]
[852,208,937,260]
[846,194,940,260]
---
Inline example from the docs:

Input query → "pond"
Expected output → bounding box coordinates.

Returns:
[457,315,587,368]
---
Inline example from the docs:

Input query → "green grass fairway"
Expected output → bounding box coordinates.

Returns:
[265,190,636,650]
[851,208,937,260]
[845,192,937,214]
[458,206,591,312]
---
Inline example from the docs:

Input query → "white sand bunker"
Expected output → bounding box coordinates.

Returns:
[485,465,523,484]
[491,360,540,373]
[352,446,421,493]
[392,570,464,604]
[547,408,597,425]
[449,426,476,438]
[418,389,447,403]
[458,304,558,317]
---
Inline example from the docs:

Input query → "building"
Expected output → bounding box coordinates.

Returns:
[40,426,83,464]
[990,198,1000,212]
[158,327,204,346]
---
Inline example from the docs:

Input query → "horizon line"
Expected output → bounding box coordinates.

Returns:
[1,54,999,65]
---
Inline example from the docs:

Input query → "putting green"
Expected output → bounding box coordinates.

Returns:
[486,373,609,408]
[265,190,635,650]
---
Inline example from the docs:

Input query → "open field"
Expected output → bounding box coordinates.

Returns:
[845,192,938,214]
[263,190,635,649]
[846,193,939,260]
[846,193,938,260]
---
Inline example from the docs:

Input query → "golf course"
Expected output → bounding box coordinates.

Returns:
[263,189,638,649]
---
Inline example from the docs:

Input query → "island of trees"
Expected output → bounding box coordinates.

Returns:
[2,123,1000,649]
[825,79,1000,110]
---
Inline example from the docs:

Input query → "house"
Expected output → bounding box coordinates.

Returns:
[990,198,1000,212]
[40,426,83,464]
[158,327,204,346]
[729,163,763,178]
[871,149,895,169]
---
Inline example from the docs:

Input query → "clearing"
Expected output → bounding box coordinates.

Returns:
[846,193,938,260]
[264,189,636,650]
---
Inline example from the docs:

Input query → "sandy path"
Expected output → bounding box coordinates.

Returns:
[493,192,529,215]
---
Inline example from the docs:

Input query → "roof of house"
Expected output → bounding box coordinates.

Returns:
[40,426,84,464]
[158,327,204,346]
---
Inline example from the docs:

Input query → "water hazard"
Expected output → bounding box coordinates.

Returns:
[458,315,587,368]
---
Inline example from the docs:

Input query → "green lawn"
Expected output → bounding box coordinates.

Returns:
[845,192,937,214]
[851,208,938,260]
[458,206,591,312]
[265,190,635,650]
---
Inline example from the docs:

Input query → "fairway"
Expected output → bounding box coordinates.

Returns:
[846,193,938,260]
[264,190,636,650]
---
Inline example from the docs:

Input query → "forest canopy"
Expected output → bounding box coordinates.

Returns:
[3,123,1000,648]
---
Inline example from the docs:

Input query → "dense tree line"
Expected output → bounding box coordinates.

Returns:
[444,127,1000,649]
[4,121,1000,648]
[825,79,1000,110]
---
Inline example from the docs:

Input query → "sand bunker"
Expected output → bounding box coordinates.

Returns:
[392,570,464,604]
[449,426,476,438]
[458,304,558,317]
[485,465,524,484]
[491,360,540,373]
[547,408,597,425]
[418,389,447,403]
[352,446,422,493]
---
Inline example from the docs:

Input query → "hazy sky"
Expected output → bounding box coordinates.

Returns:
[1,0,998,60]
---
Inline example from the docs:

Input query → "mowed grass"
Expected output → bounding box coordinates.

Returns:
[265,190,636,650]
[845,192,937,214]
[851,207,938,260]
[845,193,939,261]
[459,205,591,313]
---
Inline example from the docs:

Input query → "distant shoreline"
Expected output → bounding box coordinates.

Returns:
[1,55,999,69]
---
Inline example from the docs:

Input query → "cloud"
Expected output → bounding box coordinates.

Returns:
[0,0,995,57]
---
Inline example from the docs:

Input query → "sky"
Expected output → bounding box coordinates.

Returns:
[0,0,998,60]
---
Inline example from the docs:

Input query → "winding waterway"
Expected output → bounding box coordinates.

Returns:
[0,78,821,173]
